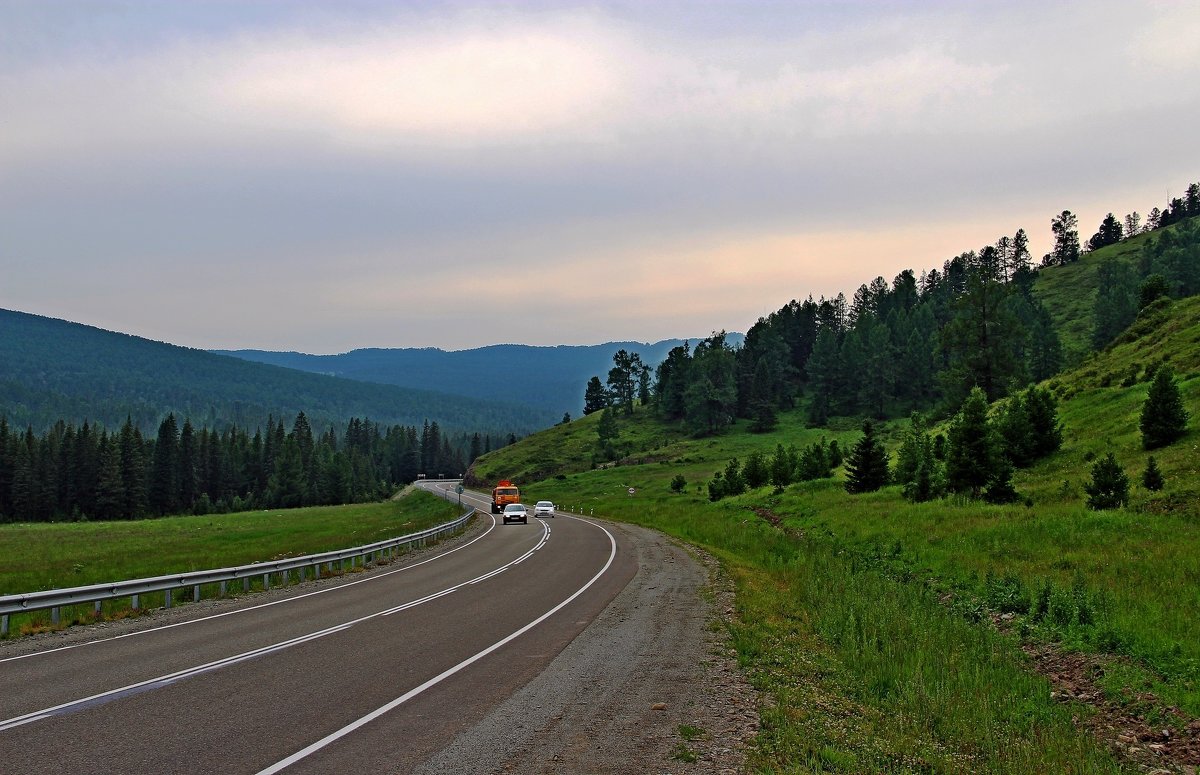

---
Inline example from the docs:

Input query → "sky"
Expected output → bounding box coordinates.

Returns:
[2,1,1198,353]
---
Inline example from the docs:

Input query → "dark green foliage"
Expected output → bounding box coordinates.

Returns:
[1087,212,1124,251]
[1139,274,1170,310]
[1045,210,1080,266]
[607,349,648,415]
[1140,365,1189,449]
[583,376,610,415]
[669,473,687,494]
[1091,257,1139,349]
[769,443,796,492]
[1142,456,1164,491]
[707,458,747,501]
[681,334,738,436]
[844,420,889,494]
[742,451,770,489]
[982,455,1020,504]
[796,438,834,481]
[1084,453,1129,510]
[1022,386,1063,459]
[896,413,944,502]
[594,407,620,462]
[0,412,475,522]
[946,387,995,498]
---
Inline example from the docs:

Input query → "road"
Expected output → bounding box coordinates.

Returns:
[0,483,639,774]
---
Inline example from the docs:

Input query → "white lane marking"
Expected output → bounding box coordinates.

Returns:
[254,516,618,775]
[0,506,498,665]
[0,518,551,732]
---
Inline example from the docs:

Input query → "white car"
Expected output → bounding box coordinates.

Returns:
[534,501,556,518]
[502,503,529,524]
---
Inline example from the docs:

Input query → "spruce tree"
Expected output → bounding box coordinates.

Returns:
[946,387,995,498]
[1085,452,1129,510]
[1140,365,1189,449]
[1142,456,1164,491]
[983,454,1020,504]
[844,420,889,493]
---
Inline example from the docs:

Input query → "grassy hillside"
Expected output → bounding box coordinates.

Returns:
[471,295,1200,772]
[1032,218,1195,365]
[0,308,550,435]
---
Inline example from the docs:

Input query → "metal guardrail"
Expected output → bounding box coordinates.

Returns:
[0,506,476,637]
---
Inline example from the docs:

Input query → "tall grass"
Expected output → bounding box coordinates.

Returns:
[0,491,464,596]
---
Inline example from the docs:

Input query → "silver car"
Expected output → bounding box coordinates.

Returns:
[534,500,556,518]
[502,503,528,524]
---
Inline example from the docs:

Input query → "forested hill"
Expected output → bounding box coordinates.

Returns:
[0,309,553,435]
[215,336,745,416]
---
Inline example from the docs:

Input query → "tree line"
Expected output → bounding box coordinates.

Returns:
[0,413,508,523]
[583,181,1198,439]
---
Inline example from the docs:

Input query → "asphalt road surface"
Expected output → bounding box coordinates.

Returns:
[0,483,644,774]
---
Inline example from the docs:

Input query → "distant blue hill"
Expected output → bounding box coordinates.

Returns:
[0,308,551,435]
[216,334,745,417]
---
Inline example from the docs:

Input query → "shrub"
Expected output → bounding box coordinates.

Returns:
[1141,456,1164,491]
[1084,452,1129,510]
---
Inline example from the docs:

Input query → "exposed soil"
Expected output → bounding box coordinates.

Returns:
[1022,642,1200,774]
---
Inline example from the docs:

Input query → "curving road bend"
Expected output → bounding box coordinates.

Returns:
[0,484,639,774]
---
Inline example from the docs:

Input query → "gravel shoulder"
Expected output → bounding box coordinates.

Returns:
[415,520,758,775]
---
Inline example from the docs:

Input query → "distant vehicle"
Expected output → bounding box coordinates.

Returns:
[534,501,556,518]
[502,503,529,525]
[491,480,520,514]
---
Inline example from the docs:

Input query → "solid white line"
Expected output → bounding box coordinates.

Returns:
[0,518,551,731]
[254,516,618,775]
[0,509,498,665]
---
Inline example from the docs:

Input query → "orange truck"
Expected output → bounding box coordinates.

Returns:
[490,480,520,513]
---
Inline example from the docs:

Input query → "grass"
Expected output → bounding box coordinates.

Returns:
[474,293,1200,772]
[0,491,466,636]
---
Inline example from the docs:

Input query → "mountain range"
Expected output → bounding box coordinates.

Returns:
[0,307,738,436]
[215,334,744,418]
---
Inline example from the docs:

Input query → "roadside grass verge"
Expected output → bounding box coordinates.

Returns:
[0,491,465,637]
[532,474,1126,772]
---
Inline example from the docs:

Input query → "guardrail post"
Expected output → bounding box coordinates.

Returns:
[94,601,101,618]
[1,614,8,636]
[132,593,139,611]
[243,577,250,593]
[193,585,201,603]
[51,606,60,625]
[262,573,269,590]
[220,580,227,597]
[164,590,172,609]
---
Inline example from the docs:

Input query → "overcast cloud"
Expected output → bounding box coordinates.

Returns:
[2,1,1197,352]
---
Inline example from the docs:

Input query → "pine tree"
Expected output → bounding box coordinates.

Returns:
[583,376,609,415]
[1142,456,1164,491]
[1023,385,1063,459]
[844,420,889,493]
[946,387,995,498]
[769,444,795,492]
[742,451,769,489]
[983,454,1020,504]
[1140,365,1188,449]
[1085,452,1129,510]
[149,413,179,515]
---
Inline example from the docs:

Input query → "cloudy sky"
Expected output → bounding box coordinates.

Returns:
[2,1,1197,352]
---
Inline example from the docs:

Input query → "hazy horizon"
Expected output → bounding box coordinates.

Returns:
[3,1,1197,352]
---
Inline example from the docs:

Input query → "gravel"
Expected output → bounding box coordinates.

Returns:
[415,521,758,775]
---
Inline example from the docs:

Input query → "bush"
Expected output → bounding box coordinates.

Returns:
[669,474,687,494]
[1084,452,1129,510]
[1142,456,1165,491]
